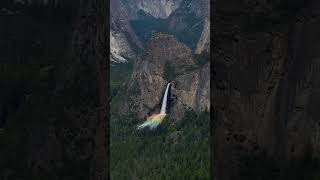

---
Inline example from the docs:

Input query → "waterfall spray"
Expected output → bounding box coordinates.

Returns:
[137,83,171,130]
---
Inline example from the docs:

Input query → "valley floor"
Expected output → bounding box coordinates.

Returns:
[110,111,210,180]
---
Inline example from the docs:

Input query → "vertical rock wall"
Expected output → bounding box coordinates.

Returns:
[0,1,108,179]
[213,0,320,179]
[125,33,209,120]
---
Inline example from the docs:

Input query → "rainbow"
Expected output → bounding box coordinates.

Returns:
[137,83,171,130]
[137,113,167,130]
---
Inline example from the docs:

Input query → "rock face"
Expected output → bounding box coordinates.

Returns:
[110,31,133,63]
[110,0,143,63]
[0,1,108,179]
[110,0,183,63]
[196,16,210,54]
[13,0,65,6]
[171,62,210,119]
[110,0,210,62]
[167,0,210,50]
[213,0,320,179]
[125,0,183,19]
[173,0,209,18]
[126,33,209,120]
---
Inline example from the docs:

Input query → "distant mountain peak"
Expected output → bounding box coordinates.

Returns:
[110,0,209,63]
[133,0,183,19]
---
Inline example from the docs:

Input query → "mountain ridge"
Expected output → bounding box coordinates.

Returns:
[110,0,209,63]
[114,33,209,120]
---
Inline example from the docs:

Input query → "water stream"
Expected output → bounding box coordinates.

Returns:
[137,82,171,130]
[160,82,171,114]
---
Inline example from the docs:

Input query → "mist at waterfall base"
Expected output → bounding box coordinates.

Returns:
[137,83,171,130]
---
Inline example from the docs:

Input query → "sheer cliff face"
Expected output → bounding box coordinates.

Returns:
[110,0,143,62]
[171,0,209,18]
[196,16,210,54]
[110,0,183,63]
[126,0,183,19]
[126,33,209,119]
[0,2,108,179]
[167,0,210,50]
[171,61,210,119]
[110,0,210,62]
[110,31,133,63]
[13,0,66,6]
[213,0,320,179]
[112,0,183,20]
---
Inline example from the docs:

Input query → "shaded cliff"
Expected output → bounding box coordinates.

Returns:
[110,0,183,63]
[122,33,209,120]
[167,0,209,50]
[196,16,210,54]
[124,0,183,19]
[0,1,108,179]
[110,0,143,62]
[110,0,209,62]
[213,0,320,179]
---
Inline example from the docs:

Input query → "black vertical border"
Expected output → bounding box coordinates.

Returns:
[210,0,215,180]
[106,0,111,179]
[105,0,111,179]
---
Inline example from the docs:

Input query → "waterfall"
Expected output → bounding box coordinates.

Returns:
[137,82,171,130]
[160,83,171,114]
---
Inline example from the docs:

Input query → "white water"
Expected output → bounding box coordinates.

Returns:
[160,83,171,114]
[137,82,171,130]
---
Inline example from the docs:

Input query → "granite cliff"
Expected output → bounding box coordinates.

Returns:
[0,1,108,179]
[213,0,320,179]
[110,0,209,63]
[196,16,210,54]
[110,0,183,63]
[123,33,210,120]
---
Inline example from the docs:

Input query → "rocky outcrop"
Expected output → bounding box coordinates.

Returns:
[213,0,320,179]
[175,0,209,18]
[125,33,209,120]
[110,0,209,62]
[196,16,210,54]
[167,0,209,50]
[126,0,183,19]
[110,0,143,63]
[110,0,183,63]
[171,62,210,119]
[110,31,133,63]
